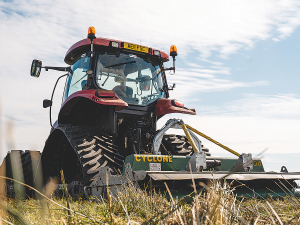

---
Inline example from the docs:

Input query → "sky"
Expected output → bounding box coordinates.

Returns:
[0,0,300,172]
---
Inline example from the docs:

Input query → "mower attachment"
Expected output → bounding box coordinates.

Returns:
[153,118,254,172]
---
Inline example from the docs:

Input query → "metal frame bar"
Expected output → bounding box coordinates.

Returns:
[186,124,240,157]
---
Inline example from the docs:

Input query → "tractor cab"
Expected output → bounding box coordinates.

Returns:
[61,26,173,109]
[64,50,165,106]
[30,27,196,133]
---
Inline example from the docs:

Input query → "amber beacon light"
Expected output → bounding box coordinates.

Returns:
[170,45,178,57]
[169,45,178,73]
[88,26,96,39]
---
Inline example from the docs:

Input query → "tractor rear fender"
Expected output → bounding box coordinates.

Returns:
[155,99,196,116]
[60,89,128,117]
[41,128,83,184]
[58,90,128,130]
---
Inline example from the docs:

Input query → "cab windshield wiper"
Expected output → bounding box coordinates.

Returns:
[105,60,136,68]
[71,73,87,87]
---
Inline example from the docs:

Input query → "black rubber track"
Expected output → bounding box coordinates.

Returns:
[162,134,211,156]
[1,150,41,198]
[53,125,125,186]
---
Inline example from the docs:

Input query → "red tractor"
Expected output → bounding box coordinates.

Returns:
[28,27,203,195]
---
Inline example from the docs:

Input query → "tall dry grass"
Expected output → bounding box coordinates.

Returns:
[0,177,300,224]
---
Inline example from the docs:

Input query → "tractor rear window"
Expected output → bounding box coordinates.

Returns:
[64,55,90,100]
[96,52,164,106]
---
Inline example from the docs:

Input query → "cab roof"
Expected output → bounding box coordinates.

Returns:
[64,37,169,65]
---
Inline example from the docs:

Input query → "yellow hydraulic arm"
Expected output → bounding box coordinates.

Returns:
[182,123,240,157]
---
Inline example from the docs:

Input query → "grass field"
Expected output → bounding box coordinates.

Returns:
[0,178,300,225]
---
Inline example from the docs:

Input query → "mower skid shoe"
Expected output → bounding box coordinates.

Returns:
[85,163,146,199]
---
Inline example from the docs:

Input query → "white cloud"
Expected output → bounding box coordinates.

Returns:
[201,94,300,119]
[1,0,300,60]
[0,0,300,159]
[167,67,268,101]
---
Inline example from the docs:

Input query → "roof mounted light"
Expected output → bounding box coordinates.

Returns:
[170,45,177,73]
[87,27,96,57]
[95,90,115,98]
[170,45,177,57]
[87,26,96,40]
[110,41,119,48]
[153,50,161,56]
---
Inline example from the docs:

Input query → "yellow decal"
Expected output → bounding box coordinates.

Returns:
[252,160,262,167]
[123,42,149,53]
[135,155,173,163]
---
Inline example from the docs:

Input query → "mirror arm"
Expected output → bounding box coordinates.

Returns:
[43,66,71,72]
[163,67,175,71]
[162,56,176,73]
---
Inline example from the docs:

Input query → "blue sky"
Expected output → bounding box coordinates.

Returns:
[0,0,300,172]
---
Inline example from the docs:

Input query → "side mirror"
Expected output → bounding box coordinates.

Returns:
[31,59,42,77]
[43,99,52,108]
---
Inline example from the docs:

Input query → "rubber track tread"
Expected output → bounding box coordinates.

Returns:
[81,147,102,159]
[82,154,103,166]
[97,144,124,159]
[58,125,124,185]
[2,150,41,198]
[77,144,97,154]
[77,139,96,147]
[162,134,211,156]
[94,136,118,149]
